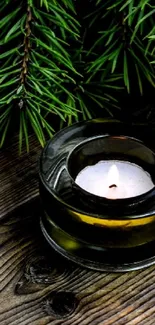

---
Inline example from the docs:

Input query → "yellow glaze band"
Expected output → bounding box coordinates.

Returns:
[69,210,155,228]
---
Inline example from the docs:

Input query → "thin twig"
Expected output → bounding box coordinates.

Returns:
[20,5,32,85]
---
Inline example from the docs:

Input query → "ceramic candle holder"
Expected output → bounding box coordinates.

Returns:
[39,119,155,271]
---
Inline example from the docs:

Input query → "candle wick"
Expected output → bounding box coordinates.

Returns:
[109,184,117,188]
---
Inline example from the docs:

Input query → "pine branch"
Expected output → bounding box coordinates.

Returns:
[0,0,80,152]
[86,0,155,94]
[1,0,155,151]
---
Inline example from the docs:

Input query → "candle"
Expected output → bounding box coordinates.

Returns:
[75,160,154,199]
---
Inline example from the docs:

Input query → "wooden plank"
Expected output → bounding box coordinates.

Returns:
[1,135,155,325]
[0,135,41,218]
[0,198,155,325]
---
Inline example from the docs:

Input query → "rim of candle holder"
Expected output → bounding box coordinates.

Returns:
[66,135,155,215]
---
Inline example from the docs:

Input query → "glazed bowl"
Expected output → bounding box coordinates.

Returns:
[39,119,155,271]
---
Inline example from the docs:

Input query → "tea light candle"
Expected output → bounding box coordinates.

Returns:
[75,160,154,199]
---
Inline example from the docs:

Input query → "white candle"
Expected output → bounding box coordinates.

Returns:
[75,160,154,199]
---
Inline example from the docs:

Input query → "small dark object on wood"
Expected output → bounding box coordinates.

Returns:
[44,292,78,318]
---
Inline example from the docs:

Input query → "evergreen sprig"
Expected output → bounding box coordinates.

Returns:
[86,0,155,94]
[0,0,80,151]
[1,0,155,151]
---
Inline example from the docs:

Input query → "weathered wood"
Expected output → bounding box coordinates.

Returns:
[1,199,155,325]
[0,135,41,218]
[1,136,155,325]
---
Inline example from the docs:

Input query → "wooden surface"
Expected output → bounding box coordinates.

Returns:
[0,135,41,218]
[1,137,155,325]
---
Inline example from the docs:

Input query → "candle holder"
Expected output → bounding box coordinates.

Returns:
[39,118,155,271]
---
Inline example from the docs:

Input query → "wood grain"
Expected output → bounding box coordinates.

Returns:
[0,135,41,218]
[1,136,155,325]
[0,199,155,324]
